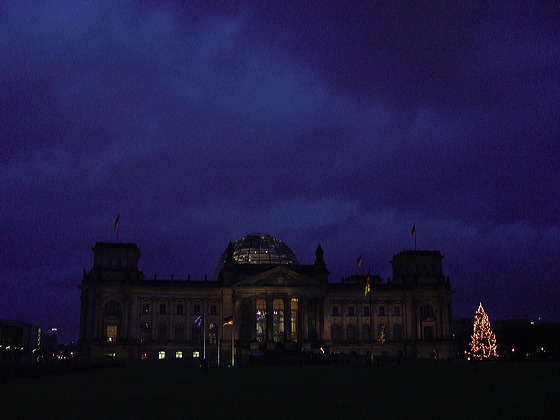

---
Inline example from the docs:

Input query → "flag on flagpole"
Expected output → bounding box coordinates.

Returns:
[364,271,371,296]
[194,315,204,327]
[411,224,416,238]
[114,215,120,231]
[223,316,233,326]
[356,255,363,266]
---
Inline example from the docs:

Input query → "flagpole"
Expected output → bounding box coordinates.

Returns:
[219,291,223,367]
[231,294,235,367]
[203,313,206,360]
[368,270,373,366]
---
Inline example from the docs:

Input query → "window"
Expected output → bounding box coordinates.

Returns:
[104,300,121,315]
[423,326,433,341]
[140,353,148,360]
[347,324,356,343]
[175,324,184,343]
[332,305,339,316]
[378,306,385,316]
[158,351,165,360]
[420,303,434,318]
[175,351,183,359]
[106,325,117,343]
[348,306,355,316]
[140,322,150,343]
[209,323,217,345]
[193,304,200,315]
[142,303,150,314]
[394,306,401,316]
[157,323,167,344]
[177,304,184,315]
[362,324,371,341]
[331,324,340,344]
[393,324,402,342]
[160,303,167,314]
[210,305,217,315]
[191,325,201,344]
[363,306,370,317]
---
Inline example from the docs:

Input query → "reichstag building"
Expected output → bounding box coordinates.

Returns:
[78,234,454,363]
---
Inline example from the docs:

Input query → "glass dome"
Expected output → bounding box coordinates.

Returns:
[214,233,298,280]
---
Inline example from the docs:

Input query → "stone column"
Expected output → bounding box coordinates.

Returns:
[266,297,274,343]
[283,297,291,344]
[301,298,308,341]
[251,297,257,342]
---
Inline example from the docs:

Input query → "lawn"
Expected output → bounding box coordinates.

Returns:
[1,360,559,419]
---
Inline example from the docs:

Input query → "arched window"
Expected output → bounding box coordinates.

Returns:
[331,324,340,344]
[208,323,217,345]
[347,324,356,343]
[140,322,150,343]
[104,300,121,315]
[157,323,167,344]
[378,323,387,343]
[420,303,435,318]
[393,324,402,342]
[191,324,201,344]
[362,324,371,341]
[175,324,184,343]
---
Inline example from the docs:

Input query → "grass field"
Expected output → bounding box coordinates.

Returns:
[1,360,559,419]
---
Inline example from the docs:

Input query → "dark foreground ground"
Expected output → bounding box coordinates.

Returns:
[1,360,559,419]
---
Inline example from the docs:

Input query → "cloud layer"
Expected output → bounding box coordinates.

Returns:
[1,1,559,342]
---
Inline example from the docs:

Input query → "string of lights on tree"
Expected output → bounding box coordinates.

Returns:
[469,302,498,359]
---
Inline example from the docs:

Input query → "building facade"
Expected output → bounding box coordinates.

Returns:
[78,234,454,363]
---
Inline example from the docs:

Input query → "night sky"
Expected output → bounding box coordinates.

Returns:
[1,1,559,344]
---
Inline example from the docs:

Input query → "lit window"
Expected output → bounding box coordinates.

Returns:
[106,325,117,343]
[193,351,200,358]
[176,351,183,359]
[140,353,148,360]
[158,351,165,360]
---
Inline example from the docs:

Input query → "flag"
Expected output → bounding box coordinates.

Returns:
[364,271,371,296]
[356,255,363,266]
[411,224,416,238]
[194,315,204,327]
[114,215,120,231]
[223,316,233,326]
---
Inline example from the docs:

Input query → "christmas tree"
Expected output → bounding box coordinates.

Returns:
[469,302,498,359]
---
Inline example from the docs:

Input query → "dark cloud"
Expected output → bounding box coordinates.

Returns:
[1,1,559,343]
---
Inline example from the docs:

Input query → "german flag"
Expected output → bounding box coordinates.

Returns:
[364,272,371,296]
[223,316,233,325]
[114,215,120,231]
[356,255,363,266]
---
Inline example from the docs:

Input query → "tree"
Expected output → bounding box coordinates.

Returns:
[470,302,498,359]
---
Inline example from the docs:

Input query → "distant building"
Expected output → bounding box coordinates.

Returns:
[78,234,454,363]
[0,320,41,363]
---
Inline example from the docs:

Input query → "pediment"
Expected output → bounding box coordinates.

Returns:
[234,266,323,289]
